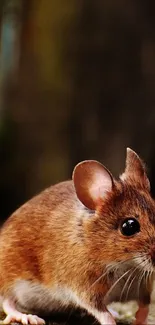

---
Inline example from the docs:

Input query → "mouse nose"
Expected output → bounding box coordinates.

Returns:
[150,244,155,266]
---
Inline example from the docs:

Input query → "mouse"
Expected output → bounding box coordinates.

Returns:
[0,147,154,325]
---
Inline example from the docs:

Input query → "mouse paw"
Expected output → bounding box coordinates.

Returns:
[2,298,45,325]
[3,313,45,325]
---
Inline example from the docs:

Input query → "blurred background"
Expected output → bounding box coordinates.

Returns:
[1,0,155,223]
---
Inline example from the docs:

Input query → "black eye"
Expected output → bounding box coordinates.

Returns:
[121,218,140,236]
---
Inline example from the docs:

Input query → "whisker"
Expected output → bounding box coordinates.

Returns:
[126,261,147,299]
[104,268,132,299]
[88,253,152,302]
[144,268,150,292]
[88,257,138,290]
[89,265,116,290]
[122,259,147,302]
[146,267,153,292]
[125,271,139,302]
[137,258,149,301]
[120,264,140,301]
[137,269,147,301]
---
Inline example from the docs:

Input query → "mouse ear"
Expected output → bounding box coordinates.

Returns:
[72,160,114,210]
[121,148,150,191]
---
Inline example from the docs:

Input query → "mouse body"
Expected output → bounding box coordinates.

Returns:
[0,148,155,325]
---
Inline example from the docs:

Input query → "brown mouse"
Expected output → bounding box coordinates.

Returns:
[0,148,155,325]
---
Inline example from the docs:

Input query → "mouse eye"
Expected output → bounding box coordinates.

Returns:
[120,218,140,236]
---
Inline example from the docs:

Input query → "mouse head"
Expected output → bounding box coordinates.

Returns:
[73,148,155,277]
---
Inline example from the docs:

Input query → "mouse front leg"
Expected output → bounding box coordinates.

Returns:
[133,303,149,325]
[2,298,45,325]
